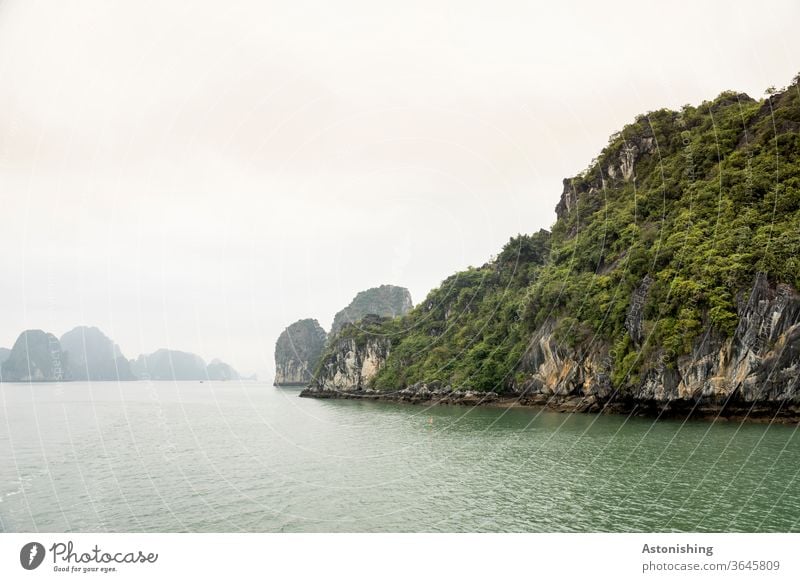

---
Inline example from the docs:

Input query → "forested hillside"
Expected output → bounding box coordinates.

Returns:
[307,76,800,416]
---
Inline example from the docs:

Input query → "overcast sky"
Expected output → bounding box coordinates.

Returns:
[0,0,798,377]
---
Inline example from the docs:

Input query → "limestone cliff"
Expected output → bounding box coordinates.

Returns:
[330,285,412,337]
[274,285,412,387]
[305,274,800,420]
[60,326,136,381]
[511,273,800,418]
[1,330,68,382]
[302,78,800,421]
[274,318,327,385]
[302,315,390,394]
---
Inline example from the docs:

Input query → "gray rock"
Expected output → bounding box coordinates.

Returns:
[274,319,327,386]
[311,334,391,392]
[516,273,800,417]
[1,330,67,382]
[330,285,412,337]
[60,326,135,381]
[206,359,240,381]
[625,275,653,346]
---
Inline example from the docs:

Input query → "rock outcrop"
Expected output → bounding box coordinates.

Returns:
[330,285,412,336]
[274,319,327,386]
[206,358,240,381]
[306,273,800,419]
[303,274,800,420]
[60,326,136,381]
[300,79,800,422]
[1,330,68,382]
[276,285,412,387]
[302,315,391,394]
[512,274,800,419]
[130,349,207,381]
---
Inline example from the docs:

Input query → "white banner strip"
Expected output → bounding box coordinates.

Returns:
[1,533,798,581]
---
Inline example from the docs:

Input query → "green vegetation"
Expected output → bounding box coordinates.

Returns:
[316,76,800,393]
[370,231,550,392]
[330,285,413,336]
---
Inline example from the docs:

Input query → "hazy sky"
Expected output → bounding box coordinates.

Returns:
[0,0,798,377]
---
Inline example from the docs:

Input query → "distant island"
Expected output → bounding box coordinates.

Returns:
[300,76,800,422]
[0,325,246,382]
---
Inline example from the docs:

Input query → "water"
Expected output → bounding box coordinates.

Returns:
[1,381,798,532]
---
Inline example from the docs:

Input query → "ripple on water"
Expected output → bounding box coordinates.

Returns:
[0,382,798,532]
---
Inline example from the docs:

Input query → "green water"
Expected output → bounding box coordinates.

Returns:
[1,382,798,532]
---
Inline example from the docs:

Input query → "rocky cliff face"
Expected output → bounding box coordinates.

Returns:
[300,79,800,420]
[280,285,412,388]
[60,326,136,381]
[303,315,391,394]
[304,274,800,419]
[330,285,412,336]
[274,318,327,385]
[1,330,68,382]
[511,274,800,418]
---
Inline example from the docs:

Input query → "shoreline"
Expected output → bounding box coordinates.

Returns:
[299,386,800,425]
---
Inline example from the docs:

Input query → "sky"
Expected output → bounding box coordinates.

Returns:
[0,0,798,378]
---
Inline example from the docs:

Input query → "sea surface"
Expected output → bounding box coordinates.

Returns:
[1,381,798,532]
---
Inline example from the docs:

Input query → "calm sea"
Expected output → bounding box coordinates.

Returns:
[1,381,798,532]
